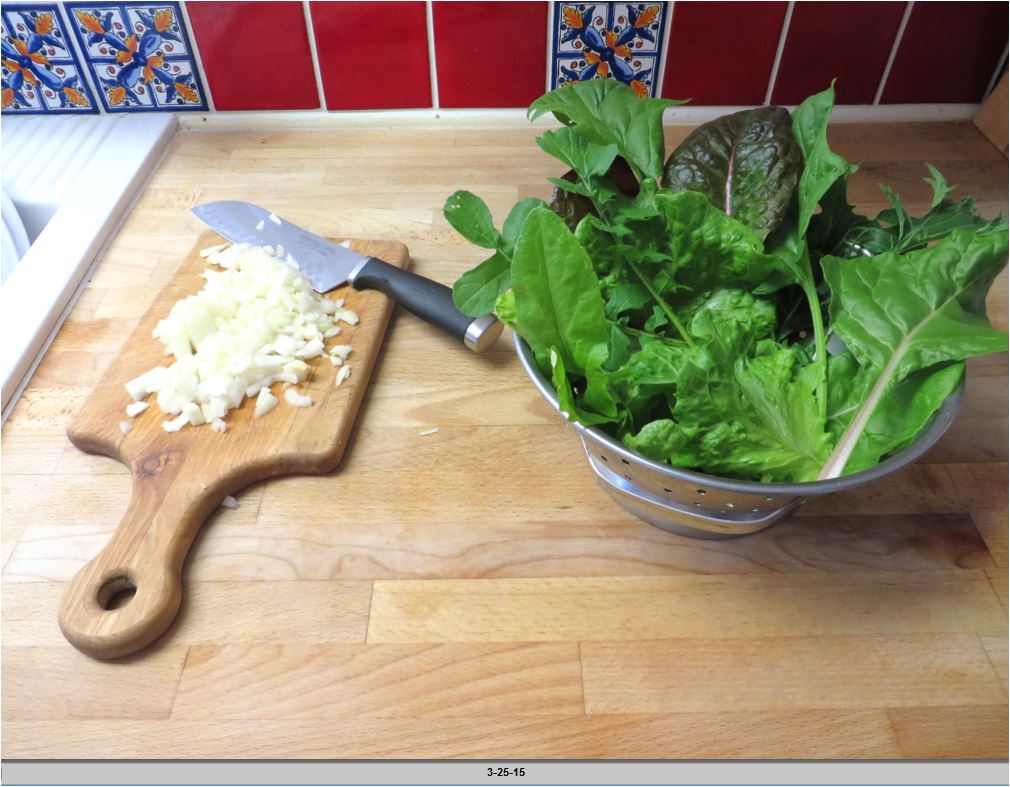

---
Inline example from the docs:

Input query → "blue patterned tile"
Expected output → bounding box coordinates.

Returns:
[2,3,99,114]
[551,2,668,97]
[64,1,206,111]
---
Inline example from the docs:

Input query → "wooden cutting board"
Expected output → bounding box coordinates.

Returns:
[59,232,407,660]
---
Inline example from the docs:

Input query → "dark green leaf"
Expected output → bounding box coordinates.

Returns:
[791,84,858,237]
[443,190,500,249]
[537,127,619,180]
[500,198,548,255]
[509,207,611,376]
[451,251,511,318]
[529,80,683,180]
[550,347,617,426]
[663,106,801,239]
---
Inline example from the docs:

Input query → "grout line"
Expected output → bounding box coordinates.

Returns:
[873,0,914,106]
[302,0,327,111]
[654,0,675,98]
[179,0,215,112]
[544,0,555,92]
[425,0,440,112]
[982,44,1009,102]
[763,0,794,106]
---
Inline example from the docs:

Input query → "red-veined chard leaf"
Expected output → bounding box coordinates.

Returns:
[663,106,801,240]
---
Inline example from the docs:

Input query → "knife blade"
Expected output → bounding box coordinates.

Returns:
[192,201,502,353]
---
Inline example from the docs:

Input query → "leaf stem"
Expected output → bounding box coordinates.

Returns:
[625,257,696,347]
[581,174,695,348]
[801,272,828,421]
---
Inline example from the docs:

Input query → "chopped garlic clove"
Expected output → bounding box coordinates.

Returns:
[335,365,351,386]
[255,219,265,231]
[418,427,439,436]
[220,495,239,509]
[268,213,281,225]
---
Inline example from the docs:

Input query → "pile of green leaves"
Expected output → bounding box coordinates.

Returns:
[444,80,1009,482]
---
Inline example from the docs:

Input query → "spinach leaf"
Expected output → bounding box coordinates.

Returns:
[501,198,549,254]
[818,229,1009,478]
[663,106,801,239]
[451,252,512,318]
[550,347,617,426]
[528,80,683,181]
[792,84,858,238]
[537,126,619,181]
[443,190,499,249]
[508,206,611,378]
[447,195,547,317]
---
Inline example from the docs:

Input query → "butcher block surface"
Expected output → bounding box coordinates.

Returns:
[2,123,1007,759]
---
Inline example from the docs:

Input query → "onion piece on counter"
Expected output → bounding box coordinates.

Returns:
[284,389,313,408]
[125,401,148,417]
[254,388,278,419]
[221,495,239,509]
[126,242,355,432]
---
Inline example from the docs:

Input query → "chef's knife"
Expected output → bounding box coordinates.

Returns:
[191,201,503,353]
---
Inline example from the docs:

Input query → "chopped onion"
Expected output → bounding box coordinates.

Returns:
[284,389,313,407]
[255,219,265,231]
[268,213,281,225]
[125,401,148,417]
[126,243,348,432]
[335,365,351,386]
[254,388,278,418]
[418,427,439,436]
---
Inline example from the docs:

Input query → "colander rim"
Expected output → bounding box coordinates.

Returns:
[514,333,965,496]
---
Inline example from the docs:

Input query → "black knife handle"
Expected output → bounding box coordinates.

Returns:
[350,257,503,353]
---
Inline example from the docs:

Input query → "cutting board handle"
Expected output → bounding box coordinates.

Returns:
[58,447,213,660]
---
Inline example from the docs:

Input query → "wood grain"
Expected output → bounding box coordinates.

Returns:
[57,235,405,660]
[366,573,1006,643]
[580,635,1003,713]
[2,122,1007,759]
[171,642,583,719]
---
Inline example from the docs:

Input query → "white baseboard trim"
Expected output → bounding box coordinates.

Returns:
[177,103,981,132]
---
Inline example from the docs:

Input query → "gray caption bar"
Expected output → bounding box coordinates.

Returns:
[2,760,1008,785]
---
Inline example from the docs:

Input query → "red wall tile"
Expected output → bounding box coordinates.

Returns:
[772,2,905,105]
[881,1,1008,103]
[662,2,787,105]
[433,1,548,108]
[187,1,319,110]
[311,1,431,110]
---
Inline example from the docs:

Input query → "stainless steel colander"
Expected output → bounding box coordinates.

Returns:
[515,334,964,539]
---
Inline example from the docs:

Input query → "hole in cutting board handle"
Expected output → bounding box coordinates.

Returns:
[96,574,137,611]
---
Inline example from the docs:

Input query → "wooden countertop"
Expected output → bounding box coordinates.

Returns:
[2,123,1007,760]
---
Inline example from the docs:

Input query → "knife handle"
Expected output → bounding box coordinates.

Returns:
[350,257,503,353]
